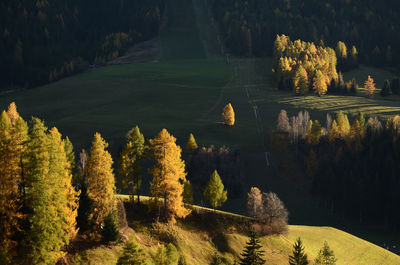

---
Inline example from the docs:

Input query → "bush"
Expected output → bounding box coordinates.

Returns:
[150,222,179,244]
[102,210,120,243]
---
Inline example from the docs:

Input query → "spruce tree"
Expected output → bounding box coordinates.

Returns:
[117,236,147,265]
[119,126,145,204]
[222,103,235,126]
[149,129,190,223]
[289,238,309,265]
[25,118,68,264]
[203,170,228,210]
[239,230,266,265]
[85,133,116,233]
[314,242,337,265]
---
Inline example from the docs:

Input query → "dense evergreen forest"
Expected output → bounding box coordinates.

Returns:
[211,0,400,70]
[276,110,400,230]
[0,0,164,90]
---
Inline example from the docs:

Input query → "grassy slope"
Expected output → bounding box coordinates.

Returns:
[68,202,400,265]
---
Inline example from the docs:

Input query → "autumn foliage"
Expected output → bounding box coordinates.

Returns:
[149,129,190,223]
[222,103,235,126]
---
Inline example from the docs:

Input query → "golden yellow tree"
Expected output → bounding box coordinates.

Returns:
[85,133,115,232]
[7,102,19,125]
[49,131,80,240]
[364,75,376,97]
[149,129,190,223]
[222,103,235,126]
[0,111,22,259]
[313,70,328,96]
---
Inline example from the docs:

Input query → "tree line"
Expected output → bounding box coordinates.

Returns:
[0,0,164,90]
[211,0,400,71]
[276,109,400,230]
[0,102,244,264]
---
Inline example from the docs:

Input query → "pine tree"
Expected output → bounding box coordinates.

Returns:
[185,133,198,153]
[119,126,145,204]
[0,111,23,260]
[222,103,235,126]
[313,70,327,96]
[149,129,190,223]
[314,242,337,265]
[25,118,68,264]
[203,170,228,210]
[380,80,392,97]
[364,75,376,97]
[239,230,266,265]
[117,235,147,265]
[289,238,309,265]
[85,133,115,233]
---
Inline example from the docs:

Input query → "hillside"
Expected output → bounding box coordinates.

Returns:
[68,198,400,265]
[1,0,400,259]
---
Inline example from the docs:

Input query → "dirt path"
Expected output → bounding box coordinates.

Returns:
[107,39,160,65]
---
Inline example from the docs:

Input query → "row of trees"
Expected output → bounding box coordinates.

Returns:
[276,109,400,229]
[0,102,81,264]
[0,0,164,89]
[211,0,400,70]
[0,102,235,264]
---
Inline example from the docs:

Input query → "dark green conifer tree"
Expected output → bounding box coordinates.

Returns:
[289,238,309,265]
[239,230,266,265]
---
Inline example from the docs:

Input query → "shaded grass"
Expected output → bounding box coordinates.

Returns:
[0,59,231,155]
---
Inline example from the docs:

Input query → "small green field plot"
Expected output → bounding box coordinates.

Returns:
[276,93,400,119]
[287,225,400,265]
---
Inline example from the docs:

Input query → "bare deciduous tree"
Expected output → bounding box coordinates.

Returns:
[247,187,263,218]
[277,110,291,133]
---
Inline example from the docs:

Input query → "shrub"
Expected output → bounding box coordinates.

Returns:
[102,210,120,243]
[150,222,179,244]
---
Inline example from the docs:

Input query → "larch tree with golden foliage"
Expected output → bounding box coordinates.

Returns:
[25,119,68,265]
[149,129,190,223]
[222,103,235,126]
[185,133,198,153]
[7,102,19,125]
[118,126,145,204]
[313,70,328,96]
[85,133,116,233]
[364,75,376,97]
[0,111,21,262]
